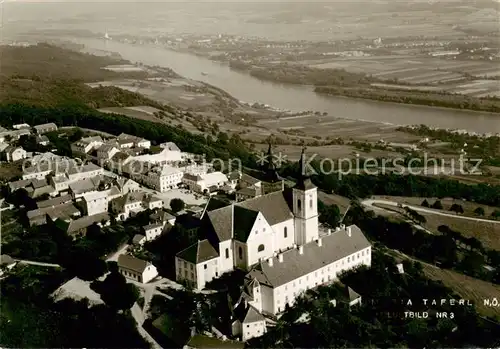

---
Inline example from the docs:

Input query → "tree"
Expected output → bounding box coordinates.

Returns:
[318,202,341,228]
[170,198,185,213]
[449,203,464,214]
[431,200,443,209]
[491,210,500,219]
[92,271,140,311]
[421,199,430,207]
[473,207,485,216]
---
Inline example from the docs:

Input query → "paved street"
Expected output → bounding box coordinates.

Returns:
[361,199,500,224]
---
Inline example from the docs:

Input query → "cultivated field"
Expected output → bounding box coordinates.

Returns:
[308,56,500,97]
[421,264,500,318]
[422,214,500,251]
[317,191,351,214]
[256,114,421,144]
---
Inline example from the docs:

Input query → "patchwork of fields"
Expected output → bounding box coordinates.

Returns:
[309,56,500,97]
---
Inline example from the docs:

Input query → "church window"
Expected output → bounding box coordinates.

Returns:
[239,247,243,259]
[258,244,265,252]
[348,257,350,262]
[204,264,207,270]
[297,199,302,212]
[284,227,288,238]
[225,248,229,259]
[310,199,313,209]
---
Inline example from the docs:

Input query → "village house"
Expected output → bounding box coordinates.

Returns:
[12,123,31,130]
[27,202,81,227]
[132,147,184,165]
[116,133,151,149]
[36,135,50,146]
[33,123,58,134]
[36,194,73,209]
[236,186,262,202]
[132,234,147,246]
[142,223,164,242]
[111,191,163,221]
[182,171,228,194]
[117,254,158,283]
[0,128,31,142]
[71,136,104,154]
[96,142,120,161]
[54,212,110,238]
[114,177,141,194]
[82,190,110,216]
[2,146,27,162]
[231,302,267,342]
[137,164,184,192]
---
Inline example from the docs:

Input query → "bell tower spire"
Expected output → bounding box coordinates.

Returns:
[295,147,315,190]
[261,141,284,194]
[263,141,280,183]
[292,147,319,245]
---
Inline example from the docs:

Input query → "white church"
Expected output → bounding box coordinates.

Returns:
[175,148,371,339]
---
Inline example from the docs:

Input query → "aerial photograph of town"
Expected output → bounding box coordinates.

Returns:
[0,0,499,347]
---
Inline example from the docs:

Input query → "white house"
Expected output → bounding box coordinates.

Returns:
[111,191,163,221]
[132,234,147,246]
[13,123,31,130]
[142,222,164,242]
[231,302,267,342]
[132,148,183,165]
[175,239,220,289]
[67,163,104,182]
[71,136,103,154]
[36,135,50,146]
[3,146,27,162]
[175,149,372,301]
[82,190,109,216]
[116,133,151,149]
[33,123,58,134]
[182,171,228,194]
[143,165,184,192]
[97,142,120,161]
[114,177,141,194]
[117,254,158,283]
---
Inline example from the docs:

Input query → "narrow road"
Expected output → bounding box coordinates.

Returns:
[15,260,61,268]
[361,199,500,224]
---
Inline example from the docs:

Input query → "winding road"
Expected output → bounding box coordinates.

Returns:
[361,199,500,224]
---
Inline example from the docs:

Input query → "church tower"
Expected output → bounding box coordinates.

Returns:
[293,148,319,245]
[261,142,284,195]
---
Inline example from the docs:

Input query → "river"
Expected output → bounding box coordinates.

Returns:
[74,37,500,134]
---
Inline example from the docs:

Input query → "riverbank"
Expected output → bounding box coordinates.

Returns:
[228,61,500,114]
[315,85,500,114]
[30,35,500,133]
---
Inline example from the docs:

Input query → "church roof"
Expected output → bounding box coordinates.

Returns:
[262,143,281,183]
[237,191,293,226]
[233,206,259,242]
[204,190,294,243]
[246,225,371,288]
[206,205,233,242]
[176,239,219,264]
